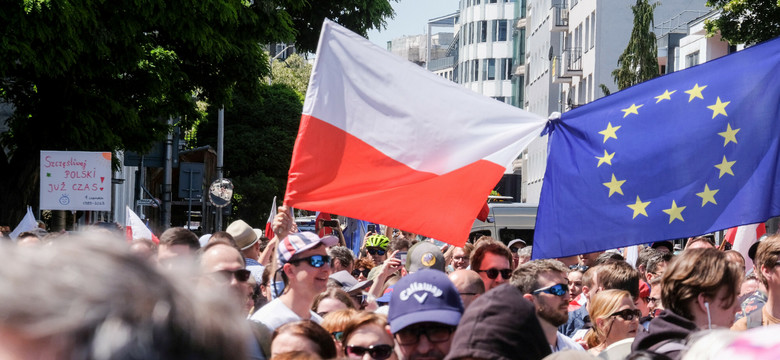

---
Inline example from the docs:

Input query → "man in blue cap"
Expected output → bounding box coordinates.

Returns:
[388,269,464,360]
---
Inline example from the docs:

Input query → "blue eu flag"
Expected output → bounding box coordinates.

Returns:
[533,37,780,259]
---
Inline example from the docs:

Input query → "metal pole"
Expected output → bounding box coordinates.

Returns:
[163,117,173,229]
[137,156,144,217]
[187,169,193,230]
[216,107,224,232]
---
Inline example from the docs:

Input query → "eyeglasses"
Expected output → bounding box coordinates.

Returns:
[476,268,512,280]
[610,309,642,321]
[331,331,344,342]
[532,283,569,296]
[290,255,331,268]
[394,324,456,346]
[211,269,251,283]
[344,344,394,360]
[352,268,370,277]
[453,256,468,262]
[367,248,387,256]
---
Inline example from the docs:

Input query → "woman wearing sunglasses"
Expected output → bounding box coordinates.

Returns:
[584,289,640,356]
[322,308,359,357]
[342,312,398,360]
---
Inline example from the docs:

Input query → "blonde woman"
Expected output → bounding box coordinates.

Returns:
[584,289,641,355]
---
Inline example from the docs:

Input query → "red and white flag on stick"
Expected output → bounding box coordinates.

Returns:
[726,222,766,271]
[265,196,277,239]
[284,20,546,246]
[125,206,159,244]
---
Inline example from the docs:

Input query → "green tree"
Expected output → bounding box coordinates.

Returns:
[612,0,659,91]
[196,82,301,225]
[0,0,397,225]
[269,53,313,98]
[704,0,780,45]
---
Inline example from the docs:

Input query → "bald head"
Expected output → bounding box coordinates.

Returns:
[448,269,485,308]
[200,243,244,274]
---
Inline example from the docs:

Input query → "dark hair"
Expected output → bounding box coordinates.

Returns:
[471,240,512,272]
[389,238,411,253]
[510,259,569,294]
[594,261,640,299]
[312,288,356,312]
[17,231,39,239]
[686,236,715,249]
[662,248,743,321]
[159,227,200,250]
[636,247,660,270]
[258,236,270,252]
[646,252,673,276]
[593,252,624,266]
[272,320,337,359]
[328,246,355,269]
[209,231,237,248]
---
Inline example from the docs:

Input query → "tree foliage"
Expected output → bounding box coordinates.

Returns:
[704,0,780,45]
[269,53,313,99]
[0,0,397,225]
[612,0,659,91]
[196,83,302,225]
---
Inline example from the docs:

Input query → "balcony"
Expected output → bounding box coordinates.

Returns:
[513,63,526,76]
[550,4,568,32]
[561,47,582,77]
[551,56,572,84]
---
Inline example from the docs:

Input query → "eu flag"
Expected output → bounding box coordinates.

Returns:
[533,37,780,259]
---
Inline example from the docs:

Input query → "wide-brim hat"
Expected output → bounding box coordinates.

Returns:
[329,270,373,294]
[226,220,258,250]
[277,232,339,267]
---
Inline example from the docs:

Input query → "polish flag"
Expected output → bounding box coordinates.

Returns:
[125,206,159,244]
[727,222,766,271]
[284,20,546,246]
[265,196,277,239]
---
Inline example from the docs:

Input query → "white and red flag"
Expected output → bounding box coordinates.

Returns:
[726,222,766,271]
[284,20,546,246]
[264,196,277,239]
[125,206,159,244]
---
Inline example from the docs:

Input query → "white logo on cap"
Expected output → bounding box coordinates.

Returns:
[399,282,443,302]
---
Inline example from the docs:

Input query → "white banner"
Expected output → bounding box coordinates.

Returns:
[40,151,112,211]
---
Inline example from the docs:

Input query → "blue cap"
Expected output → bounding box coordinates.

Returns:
[388,269,464,333]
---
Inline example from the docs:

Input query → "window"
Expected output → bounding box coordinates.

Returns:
[473,59,480,81]
[489,0,498,3]
[590,12,596,48]
[504,58,513,80]
[494,20,508,41]
[584,16,590,50]
[469,22,475,44]
[486,59,496,80]
[479,21,488,43]
[686,51,700,68]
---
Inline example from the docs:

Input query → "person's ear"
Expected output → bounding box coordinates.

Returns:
[523,293,535,302]
[695,293,709,312]
[385,324,393,336]
[283,262,294,276]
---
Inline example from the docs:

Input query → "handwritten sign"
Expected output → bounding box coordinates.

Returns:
[40,151,112,211]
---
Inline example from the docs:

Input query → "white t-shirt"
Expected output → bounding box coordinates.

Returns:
[249,298,323,331]
[552,331,585,352]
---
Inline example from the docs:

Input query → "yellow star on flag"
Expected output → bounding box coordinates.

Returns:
[596,150,615,167]
[696,184,719,206]
[627,196,651,219]
[603,174,626,197]
[715,156,736,178]
[599,122,621,143]
[654,90,676,103]
[707,97,731,119]
[662,200,686,224]
[718,123,740,146]
[685,83,707,102]
[621,103,643,118]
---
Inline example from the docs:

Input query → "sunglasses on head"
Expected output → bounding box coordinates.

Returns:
[532,283,569,296]
[290,255,330,268]
[212,269,251,283]
[344,344,394,360]
[477,268,511,280]
[367,248,387,256]
[352,268,370,277]
[610,309,642,321]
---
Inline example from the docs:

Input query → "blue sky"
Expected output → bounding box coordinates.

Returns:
[367,0,461,48]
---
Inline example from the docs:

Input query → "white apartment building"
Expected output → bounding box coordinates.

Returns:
[521,0,709,204]
[457,0,517,104]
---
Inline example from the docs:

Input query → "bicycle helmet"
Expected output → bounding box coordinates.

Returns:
[366,234,390,251]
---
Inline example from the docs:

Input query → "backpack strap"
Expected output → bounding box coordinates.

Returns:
[746,308,764,329]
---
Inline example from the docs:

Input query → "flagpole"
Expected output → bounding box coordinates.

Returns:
[215,107,224,232]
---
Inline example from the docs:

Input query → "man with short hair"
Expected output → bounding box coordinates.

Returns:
[157,227,200,270]
[448,269,485,308]
[645,251,672,283]
[227,220,265,283]
[388,269,464,360]
[732,234,780,330]
[685,236,715,250]
[328,245,355,274]
[249,231,337,330]
[200,240,251,304]
[470,240,513,291]
[512,259,583,352]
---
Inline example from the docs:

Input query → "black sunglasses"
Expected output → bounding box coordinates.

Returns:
[477,268,511,280]
[394,324,455,346]
[290,255,330,268]
[352,268,371,277]
[344,344,393,360]
[532,283,569,296]
[212,269,251,283]
[367,248,387,256]
[610,309,642,321]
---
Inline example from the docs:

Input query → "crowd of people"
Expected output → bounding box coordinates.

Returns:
[1,207,779,360]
